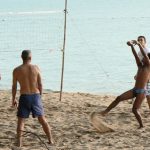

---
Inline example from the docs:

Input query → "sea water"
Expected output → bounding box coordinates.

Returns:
[0,0,150,94]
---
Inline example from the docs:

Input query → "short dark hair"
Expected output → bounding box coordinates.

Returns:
[137,36,146,42]
[21,50,31,60]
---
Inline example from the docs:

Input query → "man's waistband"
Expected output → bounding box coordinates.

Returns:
[20,93,40,96]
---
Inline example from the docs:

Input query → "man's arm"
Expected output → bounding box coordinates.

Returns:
[12,69,17,107]
[137,42,150,64]
[36,66,43,95]
[138,43,147,58]
[127,41,142,67]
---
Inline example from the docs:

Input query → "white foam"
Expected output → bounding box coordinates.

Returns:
[0,10,63,16]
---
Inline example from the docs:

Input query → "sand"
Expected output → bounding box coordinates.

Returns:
[1,90,150,150]
[90,112,114,133]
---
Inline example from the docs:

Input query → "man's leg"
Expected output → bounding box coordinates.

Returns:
[101,89,134,115]
[132,94,145,128]
[146,95,150,109]
[17,117,25,147]
[38,116,54,144]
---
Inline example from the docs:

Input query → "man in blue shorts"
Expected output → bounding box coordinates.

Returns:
[12,50,54,147]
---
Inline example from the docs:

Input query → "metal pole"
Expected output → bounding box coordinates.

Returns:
[59,0,68,101]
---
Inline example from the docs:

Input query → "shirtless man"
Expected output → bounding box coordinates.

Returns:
[12,50,53,147]
[136,36,150,109]
[100,40,150,128]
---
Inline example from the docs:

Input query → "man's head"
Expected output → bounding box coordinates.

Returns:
[21,50,31,62]
[137,36,146,47]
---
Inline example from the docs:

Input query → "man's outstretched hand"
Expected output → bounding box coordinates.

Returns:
[127,40,139,46]
[127,41,134,46]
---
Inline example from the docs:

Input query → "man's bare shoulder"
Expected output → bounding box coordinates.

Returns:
[13,65,23,72]
[32,65,40,71]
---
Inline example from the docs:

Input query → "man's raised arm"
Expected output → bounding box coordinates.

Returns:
[137,42,148,58]
[135,41,150,65]
[127,41,142,67]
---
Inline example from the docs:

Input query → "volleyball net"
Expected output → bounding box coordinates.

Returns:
[0,10,64,53]
[0,10,65,90]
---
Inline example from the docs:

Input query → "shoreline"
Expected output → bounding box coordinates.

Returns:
[0,89,118,96]
[0,90,150,150]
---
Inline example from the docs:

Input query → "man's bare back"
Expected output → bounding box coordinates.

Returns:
[13,64,41,94]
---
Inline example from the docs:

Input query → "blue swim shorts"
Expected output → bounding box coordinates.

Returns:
[17,94,44,118]
[132,88,146,96]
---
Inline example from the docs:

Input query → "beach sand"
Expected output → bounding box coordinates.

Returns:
[1,90,150,150]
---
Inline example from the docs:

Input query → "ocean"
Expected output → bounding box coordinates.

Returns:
[1,0,150,94]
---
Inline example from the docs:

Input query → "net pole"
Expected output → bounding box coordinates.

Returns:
[59,0,68,101]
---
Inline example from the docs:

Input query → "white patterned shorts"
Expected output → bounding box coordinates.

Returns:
[146,81,150,96]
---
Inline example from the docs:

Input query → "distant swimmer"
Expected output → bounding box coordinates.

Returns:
[98,40,150,129]
[12,50,54,147]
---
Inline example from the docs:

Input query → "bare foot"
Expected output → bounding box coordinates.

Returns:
[16,139,22,148]
[90,111,107,121]
[138,125,144,129]
[11,146,22,150]
[48,139,54,145]
[98,111,108,116]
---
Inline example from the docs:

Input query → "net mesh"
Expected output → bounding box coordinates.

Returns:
[0,11,64,53]
[0,10,64,90]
